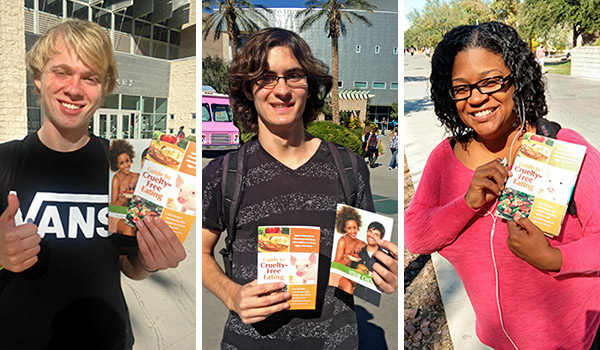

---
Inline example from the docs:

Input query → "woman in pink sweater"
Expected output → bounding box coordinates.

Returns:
[405,22,600,349]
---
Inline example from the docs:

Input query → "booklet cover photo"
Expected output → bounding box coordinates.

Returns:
[257,226,320,310]
[329,204,394,306]
[496,132,586,237]
[108,132,196,243]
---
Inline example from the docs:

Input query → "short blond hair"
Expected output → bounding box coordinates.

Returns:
[26,19,118,97]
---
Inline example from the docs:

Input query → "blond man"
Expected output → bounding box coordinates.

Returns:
[0,19,185,349]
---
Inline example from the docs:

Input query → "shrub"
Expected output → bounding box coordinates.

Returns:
[307,121,362,154]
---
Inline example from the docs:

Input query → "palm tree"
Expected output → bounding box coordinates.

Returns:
[296,0,376,124]
[202,0,272,59]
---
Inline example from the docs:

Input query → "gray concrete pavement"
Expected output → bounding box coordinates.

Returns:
[404,52,600,349]
[201,134,399,349]
[124,223,196,349]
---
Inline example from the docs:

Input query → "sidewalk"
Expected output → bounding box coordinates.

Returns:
[404,52,600,349]
[201,134,399,349]
[124,222,196,349]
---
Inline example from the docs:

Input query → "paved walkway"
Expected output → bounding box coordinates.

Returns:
[404,52,600,349]
[124,222,196,349]
[201,133,399,349]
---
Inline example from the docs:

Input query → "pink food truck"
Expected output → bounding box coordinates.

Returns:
[202,90,240,151]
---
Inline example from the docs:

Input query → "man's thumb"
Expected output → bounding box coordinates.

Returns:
[0,194,19,227]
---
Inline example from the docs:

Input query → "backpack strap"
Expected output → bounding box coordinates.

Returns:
[219,142,248,278]
[325,141,358,206]
[535,119,577,216]
[536,118,561,139]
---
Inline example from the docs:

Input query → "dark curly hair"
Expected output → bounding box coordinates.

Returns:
[228,27,333,132]
[109,140,135,172]
[430,21,548,145]
[335,205,362,234]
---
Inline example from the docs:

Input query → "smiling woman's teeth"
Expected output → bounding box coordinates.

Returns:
[474,109,493,117]
[61,102,81,110]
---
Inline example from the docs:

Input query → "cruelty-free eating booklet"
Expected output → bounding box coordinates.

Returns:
[108,131,196,243]
[496,132,586,237]
[329,204,394,306]
[257,226,320,310]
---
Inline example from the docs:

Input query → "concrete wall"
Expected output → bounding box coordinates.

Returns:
[168,57,196,135]
[571,46,600,80]
[0,1,27,141]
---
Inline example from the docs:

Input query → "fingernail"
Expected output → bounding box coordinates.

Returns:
[513,212,522,221]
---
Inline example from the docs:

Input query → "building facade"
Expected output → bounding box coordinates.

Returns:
[15,0,196,142]
[202,1,398,122]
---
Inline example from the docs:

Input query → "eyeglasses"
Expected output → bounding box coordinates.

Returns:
[449,74,512,101]
[255,73,308,89]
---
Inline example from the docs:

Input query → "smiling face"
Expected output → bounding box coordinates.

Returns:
[452,47,516,142]
[34,37,103,136]
[344,220,358,239]
[116,152,132,174]
[251,45,309,133]
[366,227,382,247]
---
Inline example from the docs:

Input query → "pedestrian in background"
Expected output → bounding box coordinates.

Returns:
[388,127,398,170]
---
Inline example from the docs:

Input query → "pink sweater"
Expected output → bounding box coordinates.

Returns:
[405,129,600,349]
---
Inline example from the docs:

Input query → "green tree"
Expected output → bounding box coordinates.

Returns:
[404,0,492,49]
[519,0,600,48]
[490,0,518,26]
[202,0,271,58]
[202,56,229,94]
[296,0,377,125]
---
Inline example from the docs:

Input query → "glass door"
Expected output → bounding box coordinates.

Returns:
[94,109,140,139]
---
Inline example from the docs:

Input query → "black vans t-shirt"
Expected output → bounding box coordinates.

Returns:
[0,133,134,349]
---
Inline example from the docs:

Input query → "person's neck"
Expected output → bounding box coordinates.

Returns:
[366,244,378,253]
[471,125,532,163]
[38,125,91,152]
[257,123,319,170]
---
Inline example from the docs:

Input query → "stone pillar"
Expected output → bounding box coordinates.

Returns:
[0,1,27,141]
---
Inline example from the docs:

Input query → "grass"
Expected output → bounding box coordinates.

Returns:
[545,60,571,75]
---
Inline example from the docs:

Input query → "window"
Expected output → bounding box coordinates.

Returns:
[355,45,361,53]
[372,82,386,89]
[391,82,398,89]
[102,94,119,109]
[142,97,154,113]
[155,98,167,114]
[375,46,380,54]
[169,128,174,134]
[202,105,211,122]
[338,81,343,88]
[170,113,175,120]
[191,128,196,134]
[121,95,140,110]
[213,104,233,122]
[192,113,196,119]
[393,47,398,55]
[354,81,368,89]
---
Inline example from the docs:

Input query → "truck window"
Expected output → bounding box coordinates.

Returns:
[202,103,211,122]
[213,104,233,122]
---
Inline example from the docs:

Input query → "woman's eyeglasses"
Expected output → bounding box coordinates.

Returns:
[449,74,512,101]
[256,73,308,89]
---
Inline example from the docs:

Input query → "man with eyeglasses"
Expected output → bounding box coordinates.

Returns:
[202,28,398,349]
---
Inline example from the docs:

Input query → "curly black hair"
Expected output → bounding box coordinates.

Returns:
[109,139,135,172]
[430,21,548,145]
[228,27,333,132]
[335,205,362,235]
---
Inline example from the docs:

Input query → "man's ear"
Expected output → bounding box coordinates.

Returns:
[34,75,42,90]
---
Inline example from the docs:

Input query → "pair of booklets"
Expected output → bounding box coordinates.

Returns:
[257,204,394,308]
[496,132,586,237]
[108,132,196,243]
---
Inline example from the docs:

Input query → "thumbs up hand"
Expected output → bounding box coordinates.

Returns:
[0,194,40,272]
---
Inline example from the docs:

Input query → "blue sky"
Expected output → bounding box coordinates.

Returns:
[403,0,426,30]
[253,0,307,8]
